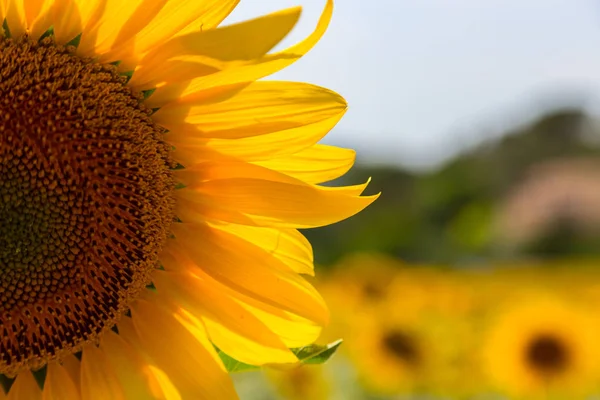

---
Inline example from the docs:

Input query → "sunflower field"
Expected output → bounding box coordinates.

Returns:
[233,256,600,400]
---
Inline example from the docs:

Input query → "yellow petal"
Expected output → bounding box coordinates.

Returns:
[101,0,239,68]
[155,81,346,141]
[157,258,323,348]
[42,363,80,400]
[148,0,333,107]
[3,0,26,38]
[169,223,329,325]
[176,174,378,229]
[61,354,81,392]
[101,330,165,400]
[208,222,314,275]
[153,269,297,365]
[53,0,103,45]
[130,6,301,90]
[170,112,344,165]
[147,367,181,400]
[131,298,238,400]
[23,0,53,39]
[7,371,41,400]
[115,317,183,400]
[230,291,323,348]
[254,144,356,184]
[74,0,162,57]
[80,345,126,400]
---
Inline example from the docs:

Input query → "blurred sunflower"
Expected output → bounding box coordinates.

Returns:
[264,364,331,400]
[481,296,600,399]
[0,0,377,398]
[347,298,455,396]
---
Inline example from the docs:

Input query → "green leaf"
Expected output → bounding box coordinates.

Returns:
[217,350,260,373]
[291,339,343,365]
[216,340,343,373]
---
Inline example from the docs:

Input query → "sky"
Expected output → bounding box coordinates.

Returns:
[225,1,600,169]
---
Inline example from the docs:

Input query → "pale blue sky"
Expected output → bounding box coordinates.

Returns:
[225,1,600,169]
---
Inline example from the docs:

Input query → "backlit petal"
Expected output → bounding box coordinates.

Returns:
[80,345,126,400]
[155,81,346,140]
[254,144,356,184]
[101,331,165,400]
[7,371,41,400]
[131,298,238,400]
[169,223,329,324]
[130,6,301,90]
[153,270,297,365]
[148,0,333,107]
[43,363,80,400]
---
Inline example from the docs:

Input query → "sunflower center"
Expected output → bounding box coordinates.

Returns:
[526,334,569,376]
[0,37,174,376]
[381,330,420,366]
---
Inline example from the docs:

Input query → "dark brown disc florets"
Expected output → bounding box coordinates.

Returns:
[381,330,420,367]
[0,37,174,375]
[526,334,570,377]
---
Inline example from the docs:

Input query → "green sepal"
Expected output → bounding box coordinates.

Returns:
[38,26,54,42]
[217,350,261,373]
[142,88,156,100]
[120,70,134,83]
[32,366,47,390]
[290,339,343,365]
[217,340,343,373]
[2,20,11,38]
[65,33,82,48]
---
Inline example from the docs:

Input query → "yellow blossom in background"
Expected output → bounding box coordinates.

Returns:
[264,365,331,400]
[480,294,600,399]
[0,0,377,398]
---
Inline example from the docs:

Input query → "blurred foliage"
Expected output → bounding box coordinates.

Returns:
[304,108,600,266]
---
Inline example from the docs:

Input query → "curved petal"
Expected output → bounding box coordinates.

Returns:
[170,112,345,165]
[115,318,182,400]
[153,270,297,365]
[253,144,356,184]
[80,345,126,400]
[168,223,329,324]
[229,290,324,348]
[3,0,26,38]
[207,222,314,275]
[23,0,53,40]
[101,331,165,400]
[76,0,164,57]
[61,355,81,393]
[175,174,378,229]
[7,371,41,400]
[130,6,301,90]
[160,251,323,348]
[148,0,333,107]
[155,81,346,140]
[42,363,80,400]
[131,298,238,400]
[102,0,239,68]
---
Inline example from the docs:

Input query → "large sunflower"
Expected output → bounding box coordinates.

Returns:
[0,0,377,398]
[481,295,600,399]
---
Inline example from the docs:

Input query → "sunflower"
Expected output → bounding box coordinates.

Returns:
[346,295,464,396]
[264,364,331,400]
[481,295,600,399]
[0,0,377,398]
